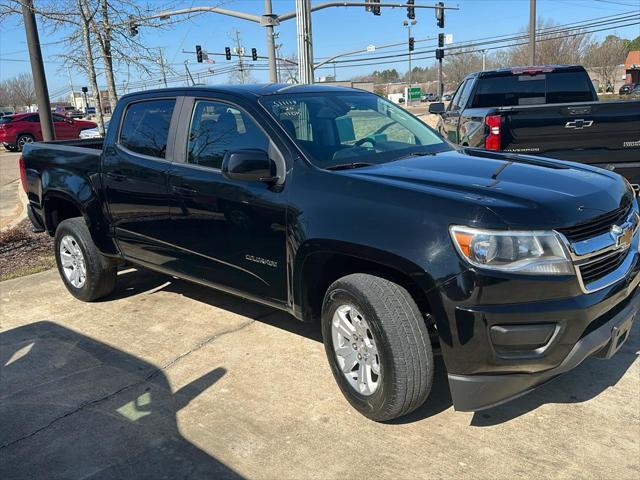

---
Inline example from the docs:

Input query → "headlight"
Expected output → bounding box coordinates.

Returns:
[450,226,574,275]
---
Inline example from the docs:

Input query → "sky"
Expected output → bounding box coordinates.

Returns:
[0,0,639,97]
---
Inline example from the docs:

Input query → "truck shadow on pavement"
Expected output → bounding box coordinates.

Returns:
[99,268,637,426]
[0,321,244,480]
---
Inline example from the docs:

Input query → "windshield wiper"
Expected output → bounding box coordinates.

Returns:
[392,151,436,162]
[325,162,374,171]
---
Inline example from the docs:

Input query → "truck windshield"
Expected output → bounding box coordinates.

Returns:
[260,92,449,169]
[470,70,596,108]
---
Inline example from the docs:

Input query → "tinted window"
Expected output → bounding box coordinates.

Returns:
[26,115,40,122]
[546,72,595,103]
[52,114,66,122]
[471,70,595,107]
[119,99,175,158]
[261,93,447,169]
[449,80,467,110]
[187,100,269,170]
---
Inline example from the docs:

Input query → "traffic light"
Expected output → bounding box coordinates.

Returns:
[225,47,232,60]
[406,0,415,20]
[435,48,444,60]
[251,48,258,61]
[196,45,203,63]
[366,0,381,15]
[408,37,415,52]
[436,1,445,28]
[438,33,445,48]
[128,15,138,37]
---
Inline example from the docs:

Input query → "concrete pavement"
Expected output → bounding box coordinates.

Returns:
[0,268,639,479]
[0,149,25,230]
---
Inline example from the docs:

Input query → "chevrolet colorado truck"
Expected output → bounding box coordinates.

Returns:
[20,84,639,421]
[430,65,640,184]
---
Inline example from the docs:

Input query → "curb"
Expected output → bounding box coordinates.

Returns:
[2,180,27,232]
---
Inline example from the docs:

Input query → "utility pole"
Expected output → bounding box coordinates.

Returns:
[264,0,278,82]
[234,29,246,84]
[21,0,54,140]
[481,49,487,71]
[184,61,196,86]
[158,48,168,88]
[296,0,313,84]
[529,0,536,65]
[404,19,416,101]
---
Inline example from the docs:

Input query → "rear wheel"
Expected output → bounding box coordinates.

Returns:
[16,134,35,152]
[54,217,117,301]
[321,273,434,421]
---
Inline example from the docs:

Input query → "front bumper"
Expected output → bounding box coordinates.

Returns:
[448,286,639,411]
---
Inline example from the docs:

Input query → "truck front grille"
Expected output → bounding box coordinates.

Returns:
[578,250,629,286]
[558,202,632,242]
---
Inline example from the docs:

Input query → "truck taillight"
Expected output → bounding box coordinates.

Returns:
[19,156,27,192]
[485,114,502,151]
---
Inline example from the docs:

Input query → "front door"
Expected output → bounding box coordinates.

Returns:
[52,114,77,139]
[102,97,178,266]
[167,98,288,303]
[440,79,468,143]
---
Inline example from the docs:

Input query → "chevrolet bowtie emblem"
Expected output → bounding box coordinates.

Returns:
[565,119,593,130]
[611,224,633,250]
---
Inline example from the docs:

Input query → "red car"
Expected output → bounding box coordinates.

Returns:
[0,112,97,151]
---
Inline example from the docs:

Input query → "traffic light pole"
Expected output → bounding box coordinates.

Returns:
[21,0,54,141]
[264,0,278,83]
[142,2,458,84]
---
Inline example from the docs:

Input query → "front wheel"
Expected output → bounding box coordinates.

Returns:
[321,274,433,421]
[54,217,117,301]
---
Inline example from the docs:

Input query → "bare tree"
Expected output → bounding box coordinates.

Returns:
[443,49,483,87]
[0,73,36,110]
[506,19,591,66]
[585,35,628,90]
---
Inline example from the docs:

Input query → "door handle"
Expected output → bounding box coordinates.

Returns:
[105,171,126,182]
[172,185,198,197]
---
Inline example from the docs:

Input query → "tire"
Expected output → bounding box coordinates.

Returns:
[54,217,117,301]
[16,134,35,152]
[321,273,433,421]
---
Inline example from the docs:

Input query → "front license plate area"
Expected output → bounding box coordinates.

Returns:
[598,313,635,359]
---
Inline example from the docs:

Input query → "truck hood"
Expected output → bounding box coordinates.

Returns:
[345,148,632,229]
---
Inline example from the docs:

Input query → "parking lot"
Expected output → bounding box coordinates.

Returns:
[1,266,638,479]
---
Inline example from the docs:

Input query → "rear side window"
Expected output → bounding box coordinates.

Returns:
[119,99,175,158]
[471,70,595,108]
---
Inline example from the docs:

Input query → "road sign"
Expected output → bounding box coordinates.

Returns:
[406,86,421,101]
[445,34,453,45]
[367,44,376,52]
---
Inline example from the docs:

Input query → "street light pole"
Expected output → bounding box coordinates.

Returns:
[296,0,314,84]
[481,49,487,71]
[404,19,416,104]
[21,0,54,140]
[264,0,278,82]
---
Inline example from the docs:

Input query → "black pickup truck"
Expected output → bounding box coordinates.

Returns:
[20,84,639,421]
[430,65,640,184]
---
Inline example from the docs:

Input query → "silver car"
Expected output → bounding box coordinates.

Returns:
[79,120,109,139]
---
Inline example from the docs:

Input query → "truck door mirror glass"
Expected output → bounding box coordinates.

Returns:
[222,149,278,183]
[336,116,355,142]
[428,102,445,115]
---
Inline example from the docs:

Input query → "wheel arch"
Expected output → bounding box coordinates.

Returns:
[43,189,119,256]
[292,240,437,325]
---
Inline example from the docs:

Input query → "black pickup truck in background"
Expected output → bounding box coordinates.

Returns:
[430,65,640,184]
[20,84,640,421]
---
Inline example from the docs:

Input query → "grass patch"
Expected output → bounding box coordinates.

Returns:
[0,219,56,282]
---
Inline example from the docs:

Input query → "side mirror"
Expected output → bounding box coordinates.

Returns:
[221,149,279,183]
[66,117,74,124]
[428,102,445,115]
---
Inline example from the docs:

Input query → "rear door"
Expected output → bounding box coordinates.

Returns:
[103,96,179,265]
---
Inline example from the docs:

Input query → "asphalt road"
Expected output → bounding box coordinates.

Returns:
[1,268,638,479]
